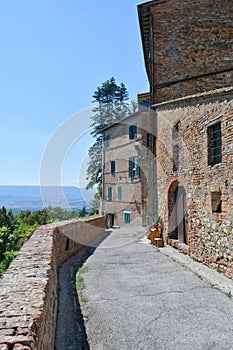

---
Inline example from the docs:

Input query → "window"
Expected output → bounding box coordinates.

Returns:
[128,156,140,178]
[129,125,137,140]
[146,133,150,148]
[104,134,111,148]
[108,187,112,201]
[207,122,222,166]
[172,122,180,171]
[124,212,131,223]
[211,192,222,213]
[118,186,122,200]
[111,160,115,175]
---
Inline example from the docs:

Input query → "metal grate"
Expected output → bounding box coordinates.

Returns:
[208,122,222,166]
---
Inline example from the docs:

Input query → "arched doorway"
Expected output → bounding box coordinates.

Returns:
[168,181,188,244]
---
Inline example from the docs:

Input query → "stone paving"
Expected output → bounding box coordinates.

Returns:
[56,225,233,350]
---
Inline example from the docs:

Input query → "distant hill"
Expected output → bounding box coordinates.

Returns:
[0,186,96,213]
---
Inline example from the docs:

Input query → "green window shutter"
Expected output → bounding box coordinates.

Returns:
[108,187,112,201]
[124,212,131,223]
[129,126,133,139]
[128,157,133,178]
[129,125,137,139]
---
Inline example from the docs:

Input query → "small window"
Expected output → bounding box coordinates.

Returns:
[104,134,111,148]
[208,122,222,166]
[108,187,112,201]
[118,187,122,201]
[111,160,115,175]
[172,122,180,171]
[129,125,137,140]
[124,212,131,223]
[211,192,222,213]
[146,133,150,148]
[128,156,140,178]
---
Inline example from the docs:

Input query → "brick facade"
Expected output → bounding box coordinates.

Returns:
[155,88,233,277]
[138,0,233,104]
[138,0,233,277]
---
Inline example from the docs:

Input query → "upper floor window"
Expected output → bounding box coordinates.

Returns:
[129,124,137,140]
[207,121,222,166]
[111,160,115,175]
[104,134,111,148]
[108,187,112,201]
[172,122,180,172]
[128,156,140,178]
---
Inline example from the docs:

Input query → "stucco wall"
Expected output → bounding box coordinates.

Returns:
[0,216,105,349]
[102,111,150,226]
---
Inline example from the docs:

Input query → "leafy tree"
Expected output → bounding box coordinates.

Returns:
[79,206,88,217]
[90,185,102,215]
[0,250,17,277]
[45,206,79,221]
[131,100,138,113]
[86,77,129,189]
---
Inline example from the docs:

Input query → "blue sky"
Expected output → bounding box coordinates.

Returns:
[0,0,148,187]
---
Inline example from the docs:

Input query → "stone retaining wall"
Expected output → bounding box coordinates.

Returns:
[0,216,105,349]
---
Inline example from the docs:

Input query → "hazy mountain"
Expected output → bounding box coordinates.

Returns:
[0,186,96,213]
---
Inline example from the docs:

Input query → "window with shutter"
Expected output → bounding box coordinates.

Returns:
[111,160,115,175]
[108,187,112,201]
[129,124,137,139]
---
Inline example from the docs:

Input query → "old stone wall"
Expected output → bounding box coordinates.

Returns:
[142,0,233,103]
[0,216,105,349]
[155,88,233,278]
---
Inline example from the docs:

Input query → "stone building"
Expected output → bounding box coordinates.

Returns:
[138,0,233,277]
[102,111,150,226]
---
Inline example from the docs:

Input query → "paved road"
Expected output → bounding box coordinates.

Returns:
[79,225,233,350]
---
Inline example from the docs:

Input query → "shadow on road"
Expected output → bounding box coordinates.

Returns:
[55,230,111,350]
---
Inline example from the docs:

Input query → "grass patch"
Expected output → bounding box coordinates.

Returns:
[79,294,88,304]
[78,266,89,274]
[76,275,84,291]
[76,265,89,305]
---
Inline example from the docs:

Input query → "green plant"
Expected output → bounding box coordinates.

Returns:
[76,265,89,304]
[76,276,84,291]
[79,295,88,304]
[78,266,89,274]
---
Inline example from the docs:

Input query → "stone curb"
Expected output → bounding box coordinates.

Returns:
[159,246,233,299]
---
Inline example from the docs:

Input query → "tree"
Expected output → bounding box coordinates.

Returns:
[79,206,88,217]
[86,77,129,189]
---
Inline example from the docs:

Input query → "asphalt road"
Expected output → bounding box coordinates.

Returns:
[55,225,233,350]
[80,225,233,350]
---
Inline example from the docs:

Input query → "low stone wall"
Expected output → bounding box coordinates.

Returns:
[0,216,105,350]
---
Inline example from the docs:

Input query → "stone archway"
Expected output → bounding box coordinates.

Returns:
[168,181,188,244]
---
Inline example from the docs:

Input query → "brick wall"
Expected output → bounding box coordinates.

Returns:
[0,216,104,349]
[155,88,233,277]
[139,0,233,104]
